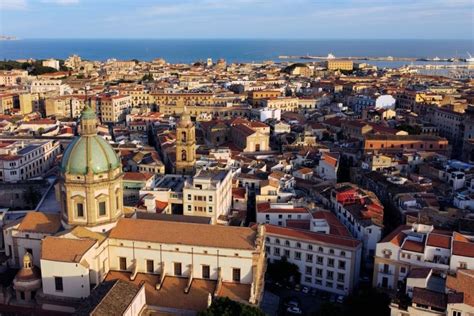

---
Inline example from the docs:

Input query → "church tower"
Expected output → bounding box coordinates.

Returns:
[175,107,196,174]
[58,107,124,232]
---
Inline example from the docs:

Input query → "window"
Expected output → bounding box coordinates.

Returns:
[188,194,192,201]
[174,262,182,276]
[146,260,154,273]
[209,196,213,202]
[306,254,313,262]
[232,268,241,282]
[275,239,280,244]
[328,258,334,267]
[308,245,313,251]
[274,247,280,255]
[327,271,334,280]
[337,273,345,282]
[202,265,210,279]
[119,257,127,270]
[54,277,63,292]
[338,260,346,270]
[295,252,301,260]
[318,247,324,253]
[76,203,84,218]
[305,276,312,283]
[305,266,312,275]
[316,268,323,277]
[400,267,406,273]
[20,291,25,300]
[188,205,192,211]
[285,240,290,246]
[317,256,324,264]
[208,206,213,212]
[99,201,106,216]
[284,249,290,257]
[296,242,301,249]
[459,262,467,269]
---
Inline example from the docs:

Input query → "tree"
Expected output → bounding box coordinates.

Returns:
[312,302,343,316]
[266,257,301,285]
[343,287,390,316]
[199,297,265,316]
[142,73,154,82]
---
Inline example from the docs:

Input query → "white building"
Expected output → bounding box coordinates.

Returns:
[330,183,384,263]
[373,223,474,291]
[0,139,61,182]
[183,169,233,224]
[264,210,362,295]
[42,59,60,70]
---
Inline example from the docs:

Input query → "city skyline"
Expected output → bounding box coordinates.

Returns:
[1,0,473,40]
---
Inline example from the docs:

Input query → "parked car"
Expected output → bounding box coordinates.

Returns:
[310,288,318,296]
[286,306,303,314]
[294,284,301,291]
[302,286,310,294]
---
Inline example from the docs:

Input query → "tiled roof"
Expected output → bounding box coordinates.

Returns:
[42,237,96,263]
[17,212,61,234]
[401,239,425,253]
[412,287,447,310]
[109,218,257,250]
[265,224,360,248]
[426,233,451,249]
[123,172,154,182]
[256,202,308,214]
[452,240,474,258]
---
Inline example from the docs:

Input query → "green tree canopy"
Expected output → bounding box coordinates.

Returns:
[199,297,265,316]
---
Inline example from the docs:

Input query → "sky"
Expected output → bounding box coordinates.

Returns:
[0,0,473,39]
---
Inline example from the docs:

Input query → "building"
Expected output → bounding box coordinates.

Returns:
[175,108,196,174]
[0,93,15,114]
[4,107,267,313]
[330,183,384,263]
[364,135,449,155]
[248,90,281,107]
[98,95,131,123]
[42,59,60,70]
[373,223,474,291]
[183,169,232,224]
[264,210,362,295]
[326,60,354,71]
[0,139,61,182]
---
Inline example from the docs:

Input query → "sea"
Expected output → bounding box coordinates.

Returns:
[1,39,473,68]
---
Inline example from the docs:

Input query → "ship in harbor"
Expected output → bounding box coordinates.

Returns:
[466,53,474,63]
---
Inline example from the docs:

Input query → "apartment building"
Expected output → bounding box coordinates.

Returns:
[256,202,310,226]
[45,95,95,118]
[0,93,15,114]
[98,95,131,123]
[248,90,282,106]
[330,183,384,263]
[261,97,300,112]
[264,210,362,295]
[182,169,233,224]
[373,223,474,291]
[0,139,61,182]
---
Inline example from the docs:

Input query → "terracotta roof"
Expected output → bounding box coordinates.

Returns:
[452,240,474,258]
[446,269,474,307]
[123,172,154,182]
[105,271,216,312]
[232,187,246,199]
[401,239,425,253]
[216,282,251,303]
[426,233,451,249]
[412,287,447,310]
[265,224,360,248]
[42,237,96,262]
[379,225,410,246]
[17,212,61,234]
[109,218,257,250]
[312,211,351,237]
[256,202,308,214]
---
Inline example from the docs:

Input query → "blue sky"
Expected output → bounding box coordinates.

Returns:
[1,0,473,39]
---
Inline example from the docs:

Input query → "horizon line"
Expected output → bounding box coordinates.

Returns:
[7,37,473,41]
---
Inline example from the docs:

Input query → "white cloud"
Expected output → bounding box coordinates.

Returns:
[0,0,27,10]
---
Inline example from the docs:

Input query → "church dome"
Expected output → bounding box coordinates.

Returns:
[60,107,120,175]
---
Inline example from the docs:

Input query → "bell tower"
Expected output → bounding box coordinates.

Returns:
[175,107,196,174]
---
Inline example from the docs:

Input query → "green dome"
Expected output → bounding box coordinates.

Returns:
[80,106,96,120]
[61,135,120,175]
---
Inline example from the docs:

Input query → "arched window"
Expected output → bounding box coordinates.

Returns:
[181,150,187,161]
[181,131,187,142]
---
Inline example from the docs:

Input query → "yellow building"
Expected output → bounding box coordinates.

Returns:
[0,93,15,114]
[175,108,196,174]
[98,95,131,123]
[18,93,33,115]
[327,59,354,71]
[57,107,124,231]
